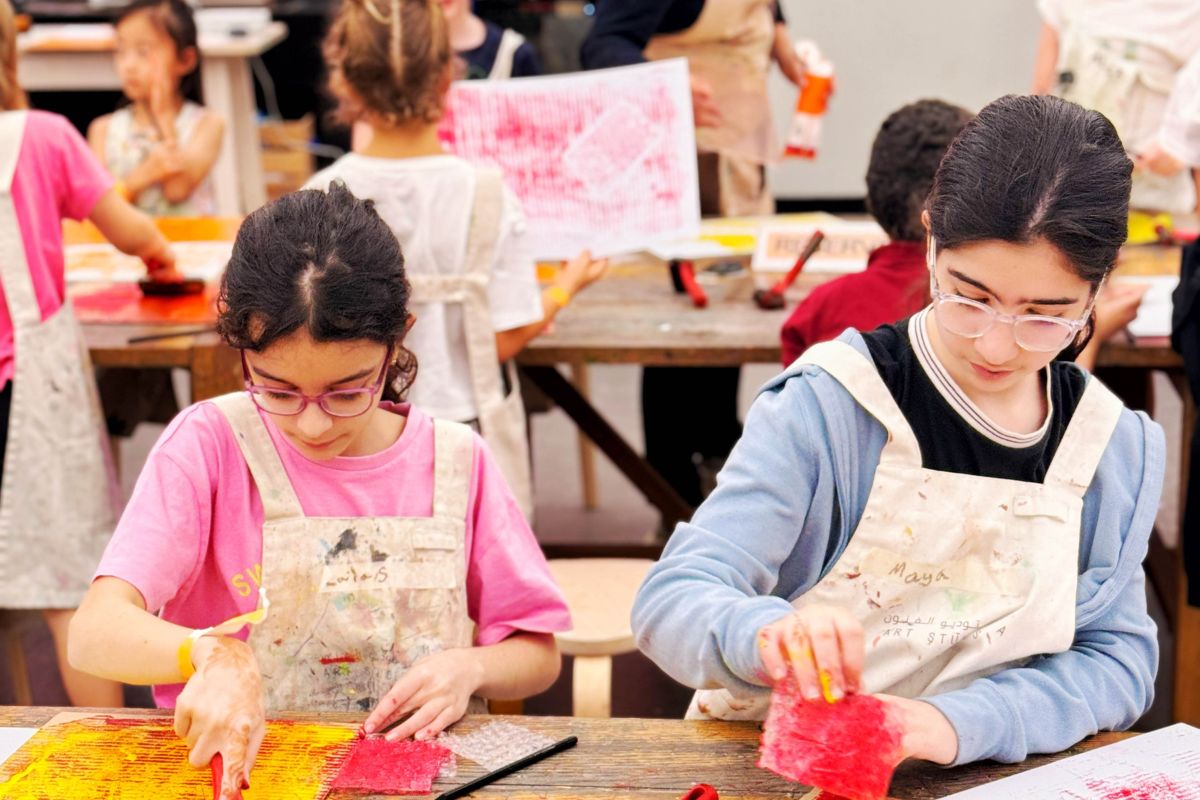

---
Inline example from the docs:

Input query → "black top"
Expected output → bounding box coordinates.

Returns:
[462,21,543,79]
[861,319,1088,482]
[580,0,784,69]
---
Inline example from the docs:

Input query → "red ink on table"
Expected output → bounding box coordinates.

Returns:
[758,677,903,800]
[1085,774,1200,799]
[73,283,218,325]
[319,654,359,665]
[330,737,453,794]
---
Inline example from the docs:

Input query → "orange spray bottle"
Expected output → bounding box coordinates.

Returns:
[783,40,835,160]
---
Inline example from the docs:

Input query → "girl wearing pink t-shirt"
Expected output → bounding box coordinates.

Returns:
[0,0,175,710]
[70,183,569,797]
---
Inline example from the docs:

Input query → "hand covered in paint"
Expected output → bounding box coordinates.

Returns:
[174,637,266,799]
[1133,142,1187,177]
[875,694,958,765]
[556,249,609,296]
[757,605,864,702]
[364,648,484,741]
[690,75,724,129]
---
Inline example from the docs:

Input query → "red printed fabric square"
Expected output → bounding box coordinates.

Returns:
[330,738,454,795]
[758,678,903,800]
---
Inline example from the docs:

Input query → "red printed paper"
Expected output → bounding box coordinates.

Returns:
[758,678,903,800]
[330,737,454,795]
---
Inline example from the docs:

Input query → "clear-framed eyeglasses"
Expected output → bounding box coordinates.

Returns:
[241,347,392,418]
[926,237,1098,353]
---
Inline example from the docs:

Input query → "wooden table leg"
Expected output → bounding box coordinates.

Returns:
[188,342,242,402]
[520,365,694,529]
[569,360,599,510]
[1170,373,1200,724]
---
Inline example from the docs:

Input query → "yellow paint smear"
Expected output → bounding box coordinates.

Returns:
[0,715,356,799]
[818,670,841,704]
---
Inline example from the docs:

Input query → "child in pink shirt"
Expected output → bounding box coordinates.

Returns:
[0,0,174,712]
[70,183,569,796]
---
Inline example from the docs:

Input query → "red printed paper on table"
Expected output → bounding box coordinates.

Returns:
[758,677,903,800]
[330,737,454,795]
[438,59,700,260]
[71,283,219,325]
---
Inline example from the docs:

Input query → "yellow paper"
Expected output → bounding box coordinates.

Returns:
[1127,211,1173,246]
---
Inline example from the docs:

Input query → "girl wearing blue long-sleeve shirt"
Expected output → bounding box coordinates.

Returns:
[633,94,1163,767]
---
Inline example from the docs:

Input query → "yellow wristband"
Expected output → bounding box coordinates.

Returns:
[547,285,571,309]
[177,627,213,681]
[113,180,132,203]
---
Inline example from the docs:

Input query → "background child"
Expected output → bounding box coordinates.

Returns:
[69,184,568,796]
[311,0,605,517]
[780,99,973,366]
[439,0,541,79]
[0,0,175,709]
[633,95,1161,768]
[88,0,223,217]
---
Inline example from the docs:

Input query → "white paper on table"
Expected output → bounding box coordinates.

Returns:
[0,728,36,767]
[752,219,889,274]
[66,241,230,283]
[1112,274,1179,338]
[646,240,744,262]
[438,59,700,261]
[943,724,1200,799]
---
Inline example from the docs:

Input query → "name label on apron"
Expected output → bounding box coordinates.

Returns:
[860,548,1033,597]
[319,557,457,592]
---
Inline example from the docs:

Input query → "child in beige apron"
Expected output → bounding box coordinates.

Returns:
[689,339,1123,720]
[645,0,777,217]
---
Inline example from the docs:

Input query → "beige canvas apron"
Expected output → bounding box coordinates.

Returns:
[489,29,525,80]
[0,110,119,609]
[1057,27,1195,213]
[689,340,1123,720]
[406,168,533,521]
[214,393,486,714]
[645,0,777,217]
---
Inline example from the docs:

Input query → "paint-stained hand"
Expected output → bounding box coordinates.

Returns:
[875,694,958,765]
[757,605,864,703]
[174,637,266,799]
[363,648,485,741]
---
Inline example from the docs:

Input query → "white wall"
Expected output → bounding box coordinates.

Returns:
[768,1,1043,200]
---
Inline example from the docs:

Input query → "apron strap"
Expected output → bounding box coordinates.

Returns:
[431,418,473,521]
[408,167,509,417]
[1042,375,1124,495]
[797,340,923,469]
[488,28,524,80]
[212,393,306,523]
[0,111,40,329]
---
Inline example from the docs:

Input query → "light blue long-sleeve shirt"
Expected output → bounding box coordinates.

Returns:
[632,331,1164,766]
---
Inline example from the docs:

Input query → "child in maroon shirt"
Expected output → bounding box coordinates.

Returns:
[781,100,974,366]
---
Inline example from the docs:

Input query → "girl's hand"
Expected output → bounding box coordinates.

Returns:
[146,144,185,182]
[757,605,864,701]
[1094,282,1149,342]
[875,694,958,765]
[363,648,484,741]
[173,637,266,799]
[772,23,805,87]
[556,250,609,296]
[690,75,724,129]
[1133,142,1186,177]
[142,239,179,279]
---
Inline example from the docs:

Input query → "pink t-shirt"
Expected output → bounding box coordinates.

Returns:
[2,111,114,387]
[96,400,571,708]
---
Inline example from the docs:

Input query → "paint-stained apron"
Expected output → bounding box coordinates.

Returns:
[406,168,534,521]
[213,392,486,714]
[645,0,777,217]
[0,110,119,609]
[689,340,1123,720]
[1056,25,1195,213]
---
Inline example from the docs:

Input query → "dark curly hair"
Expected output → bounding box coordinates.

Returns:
[866,99,973,242]
[217,182,418,401]
[927,94,1134,358]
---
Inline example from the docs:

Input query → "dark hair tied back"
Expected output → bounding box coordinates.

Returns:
[217,182,418,400]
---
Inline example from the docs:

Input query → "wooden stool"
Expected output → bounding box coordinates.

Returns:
[547,558,654,717]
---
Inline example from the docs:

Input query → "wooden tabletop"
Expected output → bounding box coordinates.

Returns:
[520,245,1184,370]
[0,707,1126,799]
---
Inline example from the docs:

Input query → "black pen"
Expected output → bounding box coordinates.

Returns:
[435,735,578,800]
